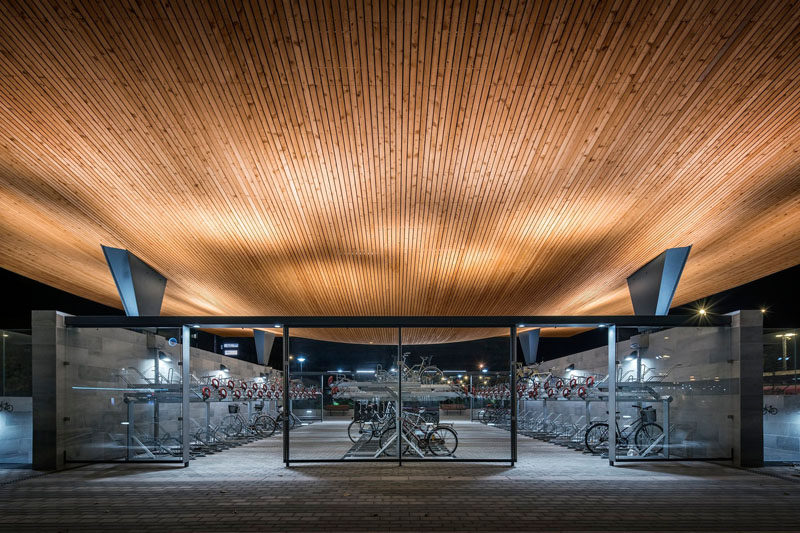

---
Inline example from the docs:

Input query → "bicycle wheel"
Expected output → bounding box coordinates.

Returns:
[348,420,372,443]
[584,423,610,454]
[253,415,277,437]
[219,415,244,438]
[426,426,458,456]
[634,423,664,456]
[419,366,444,384]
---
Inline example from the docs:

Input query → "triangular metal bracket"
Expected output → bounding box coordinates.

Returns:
[254,329,276,366]
[626,246,691,316]
[102,245,167,316]
[518,329,540,365]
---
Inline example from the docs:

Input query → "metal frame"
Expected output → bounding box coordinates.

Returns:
[64,315,730,329]
[61,314,731,467]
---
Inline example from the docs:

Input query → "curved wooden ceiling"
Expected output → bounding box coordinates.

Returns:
[1,1,799,344]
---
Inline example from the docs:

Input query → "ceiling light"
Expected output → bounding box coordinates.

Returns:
[698,308,706,315]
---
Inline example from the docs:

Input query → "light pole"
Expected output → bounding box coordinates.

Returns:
[297,356,306,374]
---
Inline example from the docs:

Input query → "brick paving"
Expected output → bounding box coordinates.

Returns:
[0,421,798,532]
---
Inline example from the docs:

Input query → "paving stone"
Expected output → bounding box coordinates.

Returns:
[0,421,797,531]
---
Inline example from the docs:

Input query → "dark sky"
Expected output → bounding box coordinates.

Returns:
[1,262,797,367]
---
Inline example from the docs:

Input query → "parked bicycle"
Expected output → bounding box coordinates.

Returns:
[217,403,276,438]
[584,406,663,456]
[348,403,396,443]
[379,411,458,457]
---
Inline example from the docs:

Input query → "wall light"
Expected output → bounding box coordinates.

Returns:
[220,364,229,372]
[565,364,575,372]
[158,352,172,363]
[624,351,637,361]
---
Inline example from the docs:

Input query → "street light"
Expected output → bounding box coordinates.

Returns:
[297,356,306,374]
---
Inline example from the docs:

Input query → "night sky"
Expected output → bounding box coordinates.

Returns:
[1,263,797,369]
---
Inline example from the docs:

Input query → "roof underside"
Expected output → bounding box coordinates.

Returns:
[0,1,799,344]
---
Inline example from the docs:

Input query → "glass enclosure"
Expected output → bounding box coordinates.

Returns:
[57,317,741,466]
[763,327,799,462]
[287,328,398,462]
[611,326,735,461]
[63,327,185,462]
[285,327,514,462]
[400,328,512,461]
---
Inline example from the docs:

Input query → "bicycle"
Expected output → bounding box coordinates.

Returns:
[218,403,276,439]
[379,411,458,457]
[348,403,396,443]
[273,405,304,431]
[584,406,663,456]
[0,400,13,413]
[763,405,778,415]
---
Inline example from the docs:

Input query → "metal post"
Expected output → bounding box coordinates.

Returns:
[469,374,474,421]
[320,374,324,422]
[282,326,290,466]
[153,343,160,442]
[181,325,191,467]
[127,399,134,460]
[510,325,517,465]
[607,324,617,466]
[205,401,211,441]
[663,398,670,458]
[397,327,402,466]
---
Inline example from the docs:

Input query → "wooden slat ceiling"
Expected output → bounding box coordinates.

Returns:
[1,0,799,344]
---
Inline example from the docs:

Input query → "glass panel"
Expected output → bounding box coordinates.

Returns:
[1,329,32,396]
[287,328,398,461]
[763,327,799,462]
[610,325,735,460]
[0,328,32,463]
[63,327,185,462]
[399,328,511,461]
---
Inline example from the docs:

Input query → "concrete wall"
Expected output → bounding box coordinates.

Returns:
[33,311,277,469]
[523,312,762,464]
[0,396,31,463]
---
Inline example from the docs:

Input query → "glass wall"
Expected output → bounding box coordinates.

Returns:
[398,328,512,461]
[607,326,735,461]
[763,328,799,462]
[285,326,514,462]
[63,327,185,462]
[1,329,31,396]
[287,328,398,461]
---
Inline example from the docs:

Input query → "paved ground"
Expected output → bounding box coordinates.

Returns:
[1,423,799,532]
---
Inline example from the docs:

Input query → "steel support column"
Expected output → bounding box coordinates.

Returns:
[397,327,402,466]
[607,324,617,466]
[510,325,517,465]
[283,325,290,465]
[181,325,191,467]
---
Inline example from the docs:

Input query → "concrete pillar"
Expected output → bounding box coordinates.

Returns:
[730,310,764,467]
[32,310,68,470]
